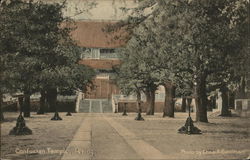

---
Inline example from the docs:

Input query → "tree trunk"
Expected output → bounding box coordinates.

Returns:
[238,76,246,98]
[23,91,31,117]
[207,97,213,111]
[135,90,144,120]
[210,96,216,109]
[47,88,57,112]
[0,93,4,121]
[220,85,231,116]
[18,96,24,114]
[195,74,208,122]
[136,91,142,112]
[37,90,46,114]
[187,98,192,111]
[181,98,186,112]
[0,109,4,122]
[163,82,175,117]
[229,91,235,109]
[145,89,155,115]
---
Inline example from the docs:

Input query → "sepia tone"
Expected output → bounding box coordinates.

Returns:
[0,0,250,160]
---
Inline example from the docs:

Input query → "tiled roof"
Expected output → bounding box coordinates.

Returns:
[79,59,121,69]
[71,21,126,48]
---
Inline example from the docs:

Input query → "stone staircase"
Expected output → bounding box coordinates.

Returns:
[79,99,112,113]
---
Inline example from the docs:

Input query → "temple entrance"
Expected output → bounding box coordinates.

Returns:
[79,99,112,113]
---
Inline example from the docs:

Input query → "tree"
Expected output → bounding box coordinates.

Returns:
[187,0,249,117]
[0,0,32,119]
[27,2,96,118]
[147,1,196,118]
[226,0,250,99]
[0,0,95,119]
[114,31,160,115]
[0,94,4,121]
[109,0,249,122]
[112,0,193,117]
[0,0,55,117]
[108,0,194,118]
[154,0,248,122]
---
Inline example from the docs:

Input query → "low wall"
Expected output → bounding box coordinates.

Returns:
[117,102,195,113]
[2,101,76,112]
[234,110,250,117]
[117,102,164,112]
[234,99,250,117]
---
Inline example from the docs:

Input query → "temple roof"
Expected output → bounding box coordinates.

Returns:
[79,59,121,69]
[71,21,126,48]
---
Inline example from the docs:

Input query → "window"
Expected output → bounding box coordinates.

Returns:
[81,48,100,59]
[81,48,118,59]
[96,73,109,79]
[100,49,115,54]
[100,48,119,59]
[90,48,100,59]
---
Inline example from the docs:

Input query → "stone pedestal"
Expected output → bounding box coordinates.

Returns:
[178,117,201,135]
[9,114,32,135]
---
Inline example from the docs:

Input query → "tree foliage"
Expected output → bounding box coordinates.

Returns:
[111,0,249,121]
[0,0,95,116]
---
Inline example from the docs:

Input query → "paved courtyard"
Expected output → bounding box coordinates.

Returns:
[1,112,250,160]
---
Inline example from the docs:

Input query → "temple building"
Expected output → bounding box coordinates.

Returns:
[63,0,140,112]
[52,0,250,115]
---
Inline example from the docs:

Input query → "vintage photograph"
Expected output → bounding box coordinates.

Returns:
[0,0,249,159]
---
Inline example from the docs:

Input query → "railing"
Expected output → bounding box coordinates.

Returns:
[111,93,165,113]
[100,52,120,59]
[112,93,165,102]
[81,51,120,59]
[57,95,77,101]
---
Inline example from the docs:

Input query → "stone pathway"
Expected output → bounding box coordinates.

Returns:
[60,113,250,160]
[103,115,167,160]
[61,113,169,160]
[1,112,249,160]
[61,115,92,160]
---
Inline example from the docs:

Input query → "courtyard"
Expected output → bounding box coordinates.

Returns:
[1,112,250,160]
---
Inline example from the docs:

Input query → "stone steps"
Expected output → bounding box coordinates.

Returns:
[79,99,112,113]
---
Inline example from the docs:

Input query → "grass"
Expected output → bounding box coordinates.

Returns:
[1,112,85,160]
